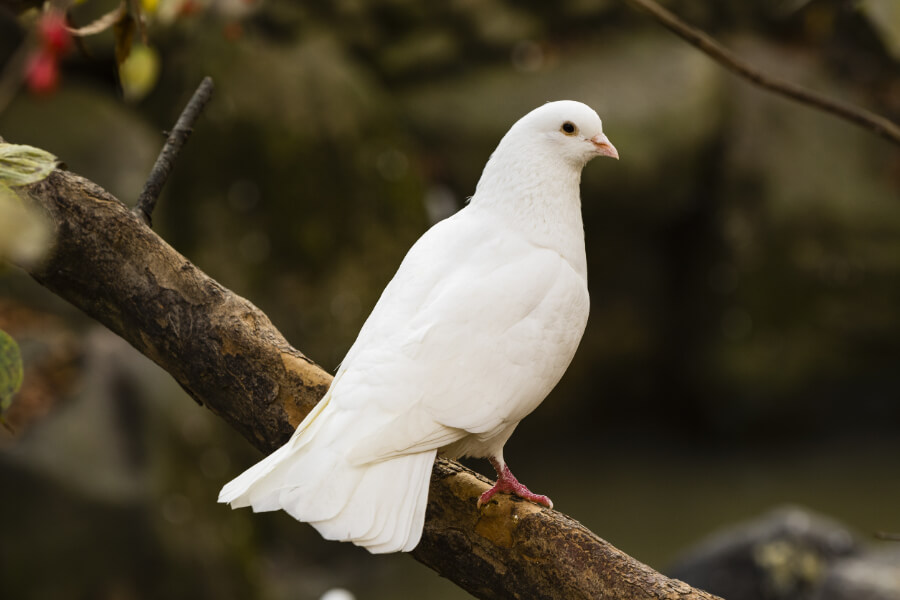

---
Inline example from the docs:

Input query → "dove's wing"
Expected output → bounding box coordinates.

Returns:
[330,204,589,465]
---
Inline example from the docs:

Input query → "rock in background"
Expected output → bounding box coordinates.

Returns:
[670,506,900,600]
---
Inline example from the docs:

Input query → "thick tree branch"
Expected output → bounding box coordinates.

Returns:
[16,168,720,600]
[625,0,900,147]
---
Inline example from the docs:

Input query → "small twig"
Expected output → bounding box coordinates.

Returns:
[624,0,900,147]
[876,531,900,541]
[66,1,126,37]
[0,35,35,118]
[134,76,214,226]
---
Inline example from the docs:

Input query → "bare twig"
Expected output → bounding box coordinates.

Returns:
[134,76,214,225]
[624,0,900,147]
[876,531,900,541]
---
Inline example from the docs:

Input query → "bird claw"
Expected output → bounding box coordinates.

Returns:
[477,471,554,510]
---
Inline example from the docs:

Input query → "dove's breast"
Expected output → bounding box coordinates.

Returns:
[326,205,590,463]
[438,253,589,459]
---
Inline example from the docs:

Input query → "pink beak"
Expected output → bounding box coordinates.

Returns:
[591,133,619,160]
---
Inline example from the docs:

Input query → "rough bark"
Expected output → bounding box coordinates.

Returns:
[16,168,721,600]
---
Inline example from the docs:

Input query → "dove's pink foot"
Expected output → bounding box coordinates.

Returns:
[477,457,553,509]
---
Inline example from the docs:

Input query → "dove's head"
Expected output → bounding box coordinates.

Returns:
[507,100,619,168]
[473,100,617,205]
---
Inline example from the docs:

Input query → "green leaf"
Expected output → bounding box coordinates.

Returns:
[0,329,23,416]
[119,43,160,102]
[0,143,59,187]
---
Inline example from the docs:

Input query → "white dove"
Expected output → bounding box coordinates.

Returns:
[218,100,619,553]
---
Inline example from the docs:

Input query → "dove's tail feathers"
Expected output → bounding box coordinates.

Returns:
[218,427,437,553]
[298,448,437,553]
[217,441,295,508]
[218,390,334,508]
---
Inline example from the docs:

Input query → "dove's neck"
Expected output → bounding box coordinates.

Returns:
[471,148,587,278]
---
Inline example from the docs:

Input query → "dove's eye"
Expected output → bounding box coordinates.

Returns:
[561,121,577,135]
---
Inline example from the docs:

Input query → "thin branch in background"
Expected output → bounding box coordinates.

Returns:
[0,37,34,117]
[134,76,214,226]
[876,531,900,541]
[624,0,900,147]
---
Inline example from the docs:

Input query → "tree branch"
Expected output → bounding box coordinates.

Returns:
[134,76,214,226]
[625,0,900,147]
[14,168,722,599]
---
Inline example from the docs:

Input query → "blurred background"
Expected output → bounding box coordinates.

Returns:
[1,0,899,598]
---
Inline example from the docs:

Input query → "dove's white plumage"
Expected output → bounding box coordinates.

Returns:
[218,100,618,553]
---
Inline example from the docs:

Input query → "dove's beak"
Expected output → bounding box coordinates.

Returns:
[591,133,619,160]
